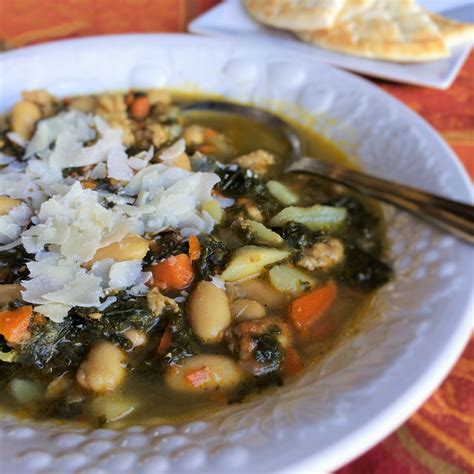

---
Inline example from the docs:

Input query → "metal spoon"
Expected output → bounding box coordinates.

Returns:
[182,101,474,244]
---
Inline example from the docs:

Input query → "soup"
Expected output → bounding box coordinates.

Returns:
[0,89,391,426]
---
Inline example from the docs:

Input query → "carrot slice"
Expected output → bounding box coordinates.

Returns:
[185,366,212,389]
[130,96,150,120]
[0,306,33,344]
[197,144,215,155]
[290,283,337,334]
[204,128,219,139]
[282,346,304,376]
[188,235,201,261]
[151,253,194,290]
[156,326,172,356]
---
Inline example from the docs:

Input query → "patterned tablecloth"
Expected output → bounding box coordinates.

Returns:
[1,1,473,472]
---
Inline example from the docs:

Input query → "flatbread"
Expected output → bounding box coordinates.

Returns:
[297,0,449,62]
[244,0,345,30]
[430,13,474,48]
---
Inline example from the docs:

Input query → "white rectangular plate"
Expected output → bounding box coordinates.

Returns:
[189,0,473,90]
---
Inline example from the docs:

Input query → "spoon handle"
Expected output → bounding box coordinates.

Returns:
[287,157,474,244]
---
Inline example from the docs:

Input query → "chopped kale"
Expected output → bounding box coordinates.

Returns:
[162,323,200,367]
[251,325,284,374]
[145,231,189,264]
[253,333,283,368]
[18,295,160,376]
[327,196,382,255]
[195,235,230,280]
[0,246,32,284]
[17,315,88,376]
[278,222,322,250]
[337,243,392,291]
[216,166,280,215]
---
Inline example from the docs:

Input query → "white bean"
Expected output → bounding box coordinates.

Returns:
[123,329,147,348]
[231,298,266,321]
[88,234,149,267]
[76,341,125,393]
[87,396,135,424]
[10,100,41,139]
[0,196,20,216]
[231,277,290,310]
[165,354,244,393]
[188,281,231,343]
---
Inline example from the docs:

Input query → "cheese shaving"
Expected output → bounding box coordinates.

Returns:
[3,107,223,323]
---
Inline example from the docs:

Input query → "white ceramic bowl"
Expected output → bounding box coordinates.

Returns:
[0,35,473,474]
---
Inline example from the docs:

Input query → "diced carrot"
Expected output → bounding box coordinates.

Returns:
[188,235,201,261]
[130,96,150,120]
[156,326,172,356]
[282,346,304,376]
[185,365,212,389]
[290,283,337,334]
[0,306,33,344]
[204,128,219,139]
[197,144,215,155]
[151,253,194,290]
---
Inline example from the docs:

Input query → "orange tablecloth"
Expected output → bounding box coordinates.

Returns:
[1,2,473,472]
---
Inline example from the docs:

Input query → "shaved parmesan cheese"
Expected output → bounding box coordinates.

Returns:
[6,109,224,322]
[27,111,95,158]
[22,259,82,305]
[42,271,104,306]
[34,303,71,323]
[108,260,143,289]
[0,153,15,165]
[0,203,32,244]
[0,239,22,251]
[91,259,114,287]
[21,182,123,262]
[6,132,27,148]
[78,126,124,169]
[128,147,154,170]
[90,162,107,179]
[107,148,133,181]
[122,165,220,235]
[158,138,185,162]
[97,296,117,311]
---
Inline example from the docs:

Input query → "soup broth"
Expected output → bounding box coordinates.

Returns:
[0,90,391,427]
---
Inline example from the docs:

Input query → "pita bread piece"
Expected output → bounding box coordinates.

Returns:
[430,13,474,48]
[244,0,345,30]
[297,0,449,62]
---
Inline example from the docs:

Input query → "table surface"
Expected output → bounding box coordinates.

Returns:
[1,1,473,472]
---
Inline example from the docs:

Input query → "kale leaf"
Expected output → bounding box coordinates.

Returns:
[0,246,32,284]
[195,235,230,280]
[337,243,392,291]
[216,166,280,216]
[278,222,322,250]
[18,295,160,376]
[326,195,382,255]
[144,231,189,264]
[162,315,200,367]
